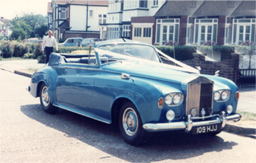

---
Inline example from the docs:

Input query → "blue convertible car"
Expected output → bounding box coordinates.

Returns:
[28,39,241,145]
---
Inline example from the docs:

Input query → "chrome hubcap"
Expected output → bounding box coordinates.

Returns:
[122,107,138,136]
[41,86,50,107]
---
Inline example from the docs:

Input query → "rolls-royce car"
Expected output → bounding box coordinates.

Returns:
[28,39,241,145]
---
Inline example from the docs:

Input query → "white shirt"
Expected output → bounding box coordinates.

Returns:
[42,35,58,51]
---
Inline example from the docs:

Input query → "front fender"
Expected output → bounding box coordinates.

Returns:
[30,66,58,102]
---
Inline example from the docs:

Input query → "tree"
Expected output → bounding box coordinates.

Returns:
[10,13,47,38]
[35,24,48,38]
[10,20,32,40]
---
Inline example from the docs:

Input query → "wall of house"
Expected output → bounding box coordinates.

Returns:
[88,6,108,31]
[179,16,188,45]
[70,5,108,31]
[217,16,226,45]
[70,5,87,31]
[131,16,156,44]
[63,31,100,40]
[122,10,148,22]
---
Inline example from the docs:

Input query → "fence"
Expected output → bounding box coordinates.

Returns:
[237,69,256,87]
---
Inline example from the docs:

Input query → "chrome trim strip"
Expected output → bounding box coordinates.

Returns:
[56,66,100,71]
[53,104,111,124]
[191,114,219,120]
[143,113,241,132]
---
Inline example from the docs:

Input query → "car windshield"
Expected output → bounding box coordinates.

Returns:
[96,43,160,62]
[82,39,89,44]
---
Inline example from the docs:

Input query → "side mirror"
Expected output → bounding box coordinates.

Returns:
[121,73,130,80]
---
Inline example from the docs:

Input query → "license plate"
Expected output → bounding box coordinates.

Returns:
[191,124,221,134]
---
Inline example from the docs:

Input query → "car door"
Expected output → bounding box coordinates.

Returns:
[55,59,99,114]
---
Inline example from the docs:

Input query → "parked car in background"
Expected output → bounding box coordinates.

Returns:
[23,38,43,44]
[81,38,101,47]
[28,39,241,146]
[59,37,83,47]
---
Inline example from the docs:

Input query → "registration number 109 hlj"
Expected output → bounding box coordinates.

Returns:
[193,124,220,134]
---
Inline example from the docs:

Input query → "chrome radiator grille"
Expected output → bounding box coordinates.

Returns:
[186,76,213,117]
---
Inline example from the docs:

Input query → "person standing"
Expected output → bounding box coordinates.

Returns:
[42,30,58,63]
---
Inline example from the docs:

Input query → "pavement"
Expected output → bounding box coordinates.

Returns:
[0,59,255,138]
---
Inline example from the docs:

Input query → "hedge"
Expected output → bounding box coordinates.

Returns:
[197,46,235,60]
[155,45,195,61]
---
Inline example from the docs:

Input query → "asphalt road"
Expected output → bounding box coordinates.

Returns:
[1,69,256,163]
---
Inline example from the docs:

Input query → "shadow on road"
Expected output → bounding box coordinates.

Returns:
[21,104,238,162]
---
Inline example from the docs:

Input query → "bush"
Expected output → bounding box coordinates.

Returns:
[34,44,43,59]
[1,41,13,58]
[24,53,35,59]
[13,42,27,57]
[28,43,36,53]
[37,54,45,63]
[155,45,195,61]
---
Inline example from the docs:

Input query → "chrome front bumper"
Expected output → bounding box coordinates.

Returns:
[143,112,241,132]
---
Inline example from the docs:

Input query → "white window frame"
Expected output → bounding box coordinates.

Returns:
[155,18,180,45]
[61,7,66,19]
[107,26,121,40]
[89,10,93,17]
[122,25,130,38]
[194,18,218,45]
[232,18,256,45]
[153,0,158,6]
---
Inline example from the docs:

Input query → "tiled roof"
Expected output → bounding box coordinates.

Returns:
[231,1,256,17]
[155,0,255,18]
[193,1,242,16]
[155,0,204,17]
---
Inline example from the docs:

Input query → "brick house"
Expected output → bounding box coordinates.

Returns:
[153,0,256,46]
[48,0,108,41]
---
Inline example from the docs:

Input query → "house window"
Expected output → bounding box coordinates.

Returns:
[61,8,66,19]
[66,7,69,18]
[155,18,180,45]
[107,26,121,39]
[153,0,158,6]
[122,25,130,38]
[194,18,218,45]
[99,14,107,25]
[139,0,147,8]
[232,18,256,45]
[89,10,93,17]
[186,17,194,45]
[48,14,52,23]
[134,27,142,37]
[143,28,151,37]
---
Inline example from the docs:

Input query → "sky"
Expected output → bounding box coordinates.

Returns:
[0,0,51,20]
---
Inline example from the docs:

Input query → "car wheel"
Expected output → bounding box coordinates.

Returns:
[119,102,145,146]
[40,83,58,114]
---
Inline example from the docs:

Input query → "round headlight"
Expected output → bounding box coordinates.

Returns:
[214,91,221,101]
[227,105,233,114]
[166,110,175,122]
[165,95,173,106]
[221,90,230,101]
[173,94,182,105]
